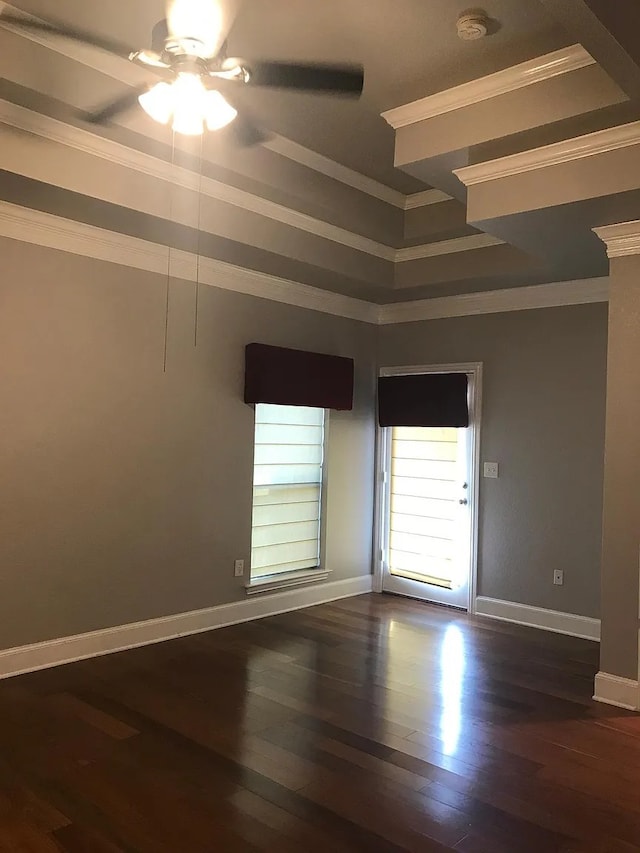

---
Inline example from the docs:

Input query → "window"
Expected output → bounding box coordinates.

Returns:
[250,404,326,584]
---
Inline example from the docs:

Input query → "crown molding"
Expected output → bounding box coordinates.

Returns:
[261,134,406,207]
[0,99,404,261]
[265,138,450,211]
[262,141,452,210]
[396,233,503,262]
[262,142,451,212]
[0,99,494,266]
[0,98,462,264]
[593,221,640,258]
[0,200,610,325]
[404,189,452,210]
[0,3,147,86]
[455,120,640,187]
[0,200,380,323]
[378,277,609,324]
[381,45,594,130]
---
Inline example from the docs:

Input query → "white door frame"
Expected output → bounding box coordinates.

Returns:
[373,362,483,614]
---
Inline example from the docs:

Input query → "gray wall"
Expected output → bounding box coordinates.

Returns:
[0,231,610,652]
[379,304,608,618]
[0,236,377,650]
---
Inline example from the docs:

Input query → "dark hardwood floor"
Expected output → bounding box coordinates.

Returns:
[0,592,638,851]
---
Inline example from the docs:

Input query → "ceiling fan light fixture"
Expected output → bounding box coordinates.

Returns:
[172,108,204,135]
[131,49,169,68]
[138,73,236,136]
[138,81,173,124]
[217,58,250,82]
[171,72,208,134]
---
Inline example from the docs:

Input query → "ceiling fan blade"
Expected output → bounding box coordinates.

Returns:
[151,18,169,53]
[227,112,269,147]
[84,85,151,124]
[209,88,266,146]
[245,61,364,96]
[0,12,136,59]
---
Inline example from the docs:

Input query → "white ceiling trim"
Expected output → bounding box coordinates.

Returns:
[0,4,148,86]
[0,99,486,263]
[0,4,445,211]
[0,100,397,261]
[378,277,609,324]
[396,233,503,262]
[265,137,452,210]
[593,221,640,258]
[0,200,608,326]
[381,45,594,130]
[0,199,380,323]
[262,134,406,207]
[455,120,640,187]
[404,189,452,210]
[0,200,609,325]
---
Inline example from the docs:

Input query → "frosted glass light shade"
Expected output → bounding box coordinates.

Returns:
[204,89,237,130]
[138,82,173,125]
[171,72,207,135]
[138,74,237,136]
[172,108,204,136]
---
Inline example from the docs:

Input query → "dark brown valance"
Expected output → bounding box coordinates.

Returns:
[244,343,354,411]
[378,372,469,427]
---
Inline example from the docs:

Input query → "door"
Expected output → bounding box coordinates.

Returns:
[378,366,480,610]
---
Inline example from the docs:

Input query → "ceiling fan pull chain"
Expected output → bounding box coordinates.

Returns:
[163,129,177,373]
[194,132,204,348]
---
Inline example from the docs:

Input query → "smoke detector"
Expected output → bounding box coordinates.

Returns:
[457,12,490,40]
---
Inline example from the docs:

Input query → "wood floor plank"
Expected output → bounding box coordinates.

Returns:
[0,819,64,853]
[47,694,139,741]
[53,823,126,853]
[1,594,638,851]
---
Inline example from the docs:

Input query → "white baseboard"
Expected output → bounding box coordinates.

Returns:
[475,596,600,641]
[593,671,640,711]
[0,575,372,681]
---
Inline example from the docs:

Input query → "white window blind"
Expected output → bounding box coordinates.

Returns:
[389,426,462,588]
[251,404,325,580]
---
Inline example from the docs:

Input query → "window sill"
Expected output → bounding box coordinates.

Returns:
[245,568,331,596]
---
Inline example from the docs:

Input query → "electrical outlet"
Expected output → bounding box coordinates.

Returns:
[234,559,245,577]
[483,462,499,479]
[553,570,564,586]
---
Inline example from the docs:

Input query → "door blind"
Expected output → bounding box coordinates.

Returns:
[389,426,461,588]
[251,404,324,579]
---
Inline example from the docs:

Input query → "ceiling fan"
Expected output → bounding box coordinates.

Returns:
[0,0,364,140]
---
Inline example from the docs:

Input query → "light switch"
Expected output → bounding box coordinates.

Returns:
[483,462,499,479]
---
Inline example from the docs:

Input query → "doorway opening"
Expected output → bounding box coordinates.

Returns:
[375,363,482,612]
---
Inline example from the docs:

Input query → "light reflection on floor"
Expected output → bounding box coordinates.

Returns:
[439,624,465,756]
[385,616,466,758]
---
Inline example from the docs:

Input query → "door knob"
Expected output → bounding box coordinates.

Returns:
[459,498,468,505]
